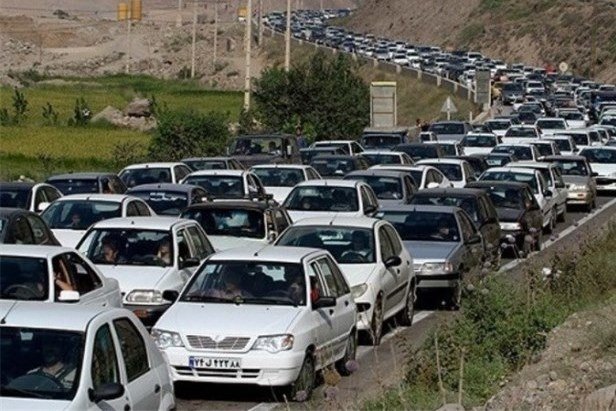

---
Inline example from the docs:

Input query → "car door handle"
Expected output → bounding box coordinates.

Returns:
[344,300,349,306]
[328,309,334,315]
[154,384,161,393]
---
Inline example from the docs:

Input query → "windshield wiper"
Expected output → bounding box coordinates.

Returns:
[243,297,298,307]
[182,295,232,303]
[0,385,48,399]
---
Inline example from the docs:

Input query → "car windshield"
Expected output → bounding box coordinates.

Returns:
[120,168,171,188]
[438,144,458,156]
[481,171,538,193]
[181,208,265,239]
[462,135,497,147]
[128,190,189,215]
[410,196,479,222]
[430,123,465,135]
[181,261,306,305]
[485,121,510,130]
[549,139,572,152]
[428,163,463,181]
[564,133,590,146]
[531,143,554,156]
[0,189,30,209]
[252,168,305,187]
[0,256,48,301]
[560,112,583,120]
[537,120,566,129]
[551,160,590,176]
[377,211,460,242]
[277,226,375,264]
[362,135,401,149]
[183,160,228,170]
[362,154,402,165]
[580,149,616,164]
[41,201,121,230]
[310,158,357,177]
[505,128,537,138]
[79,229,174,267]
[517,112,536,121]
[284,186,359,212]
[398,146,437,160]
[346,176,403,200]
[230,137,285,156]
[484,187,526,209]
[183,176,244,198]
[0,327,83,400]
[49,179,99,194]
[519,105,542,114]
[493,146,533,160]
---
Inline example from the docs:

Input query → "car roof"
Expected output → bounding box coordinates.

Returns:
[0,244,74,258]
[344,170,407,179]
[251,164,312,170]
[580,146,616,152]
[181,157,234,162]
[53,194,133,202]
[379,204,461,214]
[295,179,362,188]
[508,161,552,169]
[289,216,380,229]
[310,155,356,160]
[313,140,355,144]
[542,155,587,161]
[185,200,270,211]
[89,216,192,230]
[416,158,466,165]
[425,140,458,145]
[484,167,536,174]
[185,170,247,177]
[121,162,185,170]
[468,181,529,189]
[208,245,325,264]
[412,187,485,197]
[0,182,37,190]
[127,183,201,193]
[361,150,403,155]
[47,172,116,181]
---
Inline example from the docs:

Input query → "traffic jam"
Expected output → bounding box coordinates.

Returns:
[2,9,616,411]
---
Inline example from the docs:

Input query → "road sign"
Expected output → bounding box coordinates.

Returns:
[441,96,458,120]
[475,70,491,110]
[370,81,397,128]
[559,61,569,73]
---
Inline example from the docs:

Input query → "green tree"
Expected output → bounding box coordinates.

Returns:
[253,52,370,141]
[149,110,230,160]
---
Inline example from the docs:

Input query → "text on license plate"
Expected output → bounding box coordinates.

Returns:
[188,356,241,369]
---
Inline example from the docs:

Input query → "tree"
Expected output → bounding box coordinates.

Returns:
[253,52,370,141]
[149,110,230,160]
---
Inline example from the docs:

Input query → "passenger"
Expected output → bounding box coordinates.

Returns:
[28,341,76,389]
[216,270,252,299]
[100,239,120,264]
[156,241,172,265]
[284,268,305,304]
[53,259,74,294]
[431,219,453,241]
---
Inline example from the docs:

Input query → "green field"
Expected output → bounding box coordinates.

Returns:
[0,75,243,180]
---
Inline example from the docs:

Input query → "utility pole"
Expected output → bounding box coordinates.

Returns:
[244,0,252,110]
[591,0,597,78]
[213,0,218,63]
[284,0,291,72]
[125,5,131,74]
[257,0,263,46]
[190,0,198,78]
[320,0,323,11]
[177,0,183,27]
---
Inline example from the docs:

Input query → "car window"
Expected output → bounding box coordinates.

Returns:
[186,225,213,259]
[12,217,35,244]
[432,170,443,183]
[135,201,151,216]
[174,166,189,182]
[326,255,350,295]
[91,324,120,390]
[34,188,47,211]
[307,262,327,302]
[378,226,395,261]
[274,209,290,233]
[384,225,402,255]
[126,202,139,217]
[176,228,195,263]
[25,214,52,245]
[457,212,476,242]
[112,318,149,382]
[109,176,126,194]
[43,187,62,202]
[315,257,340,297]
[65,252,103,294]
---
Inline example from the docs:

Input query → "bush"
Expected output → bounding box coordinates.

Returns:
[68,97,91,126]
[149,110,230,160]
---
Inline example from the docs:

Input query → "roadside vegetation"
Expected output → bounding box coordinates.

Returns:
[365,222,616,410]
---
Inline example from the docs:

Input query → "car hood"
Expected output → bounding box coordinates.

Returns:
[0,399,70,411]
[97,265,174,294]
[495,207,524,222]
[562,175,591,185]
[403,241,458,262]
[265,187,293,204]
[209,236,268,252]
[50,229,86,248]
[287,210,362,223]
[588,163,616,177]
[339,263,378,287]
[156,302,303,337]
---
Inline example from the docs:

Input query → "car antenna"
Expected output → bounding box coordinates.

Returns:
[253,245,269,257]
[0,300,19,325]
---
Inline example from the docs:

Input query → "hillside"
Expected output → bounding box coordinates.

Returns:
[344,0,616,83]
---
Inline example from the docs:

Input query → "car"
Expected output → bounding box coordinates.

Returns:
[360,150,414,166]
[77,217,215,326]
[310,140,364,156]
[516,111,538,125]
[535,118,568,136]
[0,208,60,246]
[409,188,502,267]
[483,119,513,138]
[540,155,598,211]
[559,130,601,148]
[40,194,155,248]
[47,172,127,195]
[275,217,415,345]
[502,125,541,144]
[517,102,546,117]
[454,155,490,179]
[283,180,379,222]
[418,131,438,142]
[491,143,541,161]
[127,183,209,216]
[579,146,616,192]
[181,200,292,250]
[369,164,452,190]
[525,81,545,94]
[544,135,579,156]
[181,156,245,171]
[484,152,518,167]
[375,205,484,307]
[0,303,175,410]
[479,167,555,232]
[360,128,410,149]
[251,164,322,204]
[501,82,525,105]
[415,159,477,188]
[528,139,562,157]
[557,109,587,129]
[460,133,500,156]
[428,121,473,141]
[153,246,356,400]
[425,140,464,156]
[120,163,193,189]
[394,143,444,161]
[0,182,62,213]
[299,146,347,165]
[0,245,121,306]
[309,155,370,178]
[344,170,417,206]
[467,181,543,256]
[181,170,269,201]
[227,134,302,167]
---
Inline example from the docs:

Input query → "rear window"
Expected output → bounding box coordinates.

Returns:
[429,123,465,135]
[49,179,98,194]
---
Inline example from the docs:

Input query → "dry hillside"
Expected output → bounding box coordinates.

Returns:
[345,0,616,83]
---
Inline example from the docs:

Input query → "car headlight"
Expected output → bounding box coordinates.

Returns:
[252,334,294,353]
[500,222,522,230]
[151,328,184,349]
[351,283,368,299]
[126,289,164,304]
[420,262,453,274]
[568,183,588,191]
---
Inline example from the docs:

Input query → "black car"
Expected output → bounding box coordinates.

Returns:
[394,143,444,162]
[181,157,245,171]
[0,208,60,245]
[467,181,543,256]
[46,172,127,195]
[309,155,370,178]
[0,182,62,213]
[126,183,209,216]
[516,111,538,125]
[409,188,502,267]
[299,147,346,165]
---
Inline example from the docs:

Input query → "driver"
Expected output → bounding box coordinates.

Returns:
[341,230,371,261]
[284,268,305,304]
[155,241,172,265]
[215,270,252,299]
[28,342,75,389]
[431,218,453,241]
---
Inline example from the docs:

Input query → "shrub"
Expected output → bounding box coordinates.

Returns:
[12,88,28,124]
[41,102,59,125]
[68,97,91,126]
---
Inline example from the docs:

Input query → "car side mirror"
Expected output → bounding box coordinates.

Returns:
[58,290,80,302]
[364,205,377,215]
[426,182,440,189]
[179,257,200,269]
[466,234,482,245]
[37,202,51,213]
[384,255,402,268]
[312,296,336,309]
[88,383,125,403]
[162,290,180,302]
[591,172,599,177]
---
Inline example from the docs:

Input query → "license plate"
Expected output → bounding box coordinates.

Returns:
[188,356,241,369]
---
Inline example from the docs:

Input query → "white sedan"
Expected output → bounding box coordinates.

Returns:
[0,303,175,410]
[415,159,476,188]
[370,165,452,190]
[580,146,616,191]
[251,164,322,204]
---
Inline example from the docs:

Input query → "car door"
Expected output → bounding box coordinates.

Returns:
[383,224,412,309]
[306,260,337,368]
[63,252,118,306]
[111,317,162,411]
[376,225,399,314]
[478,196,501,254]
[457,211,483,269]
[25,213,55,245]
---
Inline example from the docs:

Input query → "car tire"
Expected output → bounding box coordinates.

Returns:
[367,297,384,346]
[286,354,315,402]
[396,282,416,326]
[335,332,357,377]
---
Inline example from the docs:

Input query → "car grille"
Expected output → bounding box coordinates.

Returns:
[186,335,251,351]
[174,366,260,379]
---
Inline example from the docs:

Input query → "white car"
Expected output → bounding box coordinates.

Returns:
[502,125,541,144]
[0,182,62,213]
[528,139,561,158]
[0,245,121,307]
[77,217,215,327]
[579,146,616,192]
[418,131,438,142]
[310,140,364,156]
[558,109,587,129]
[360,151,414,166]
[535,118,568,136]
[153,246,356,401]
[181,169,269,201]
[251,164,321,204]
[491,143,542,162]
[283,180,379,222]
[415,159,476,188]
[40,194,155,247]
[525,81,545,94]
[0,303,175,411]
[460,133,500,156]
[560,130,597,149]
[370,165,452,190]
[544,135,579,156]
[484,119,513,137]
[275,217,416,345]
[120,162,193,188]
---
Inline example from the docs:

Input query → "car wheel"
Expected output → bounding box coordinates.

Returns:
[367,297,384,346]
[286,355,315,402]
[335,332,357,377]
[396,282,416,326]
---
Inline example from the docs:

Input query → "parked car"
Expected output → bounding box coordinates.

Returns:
[344,170,417,206]
[0,182,62,213]
[415,159,477,188]
[0,208,60,245]
[460,133,500,156]
[127,183,209,216]
[540,155,598,211]
[309,155,370,178]
[153,246,356,400]
[275,217,415,345]
[47,172,127,195]
[0,244,121,306]
[119,163,193,188]
[579,146,616,192]
[428,121,473,141]
[181,156,245,171]
[394,143,444,161]
[181,170,269,201]
[360,151,414,166]
[0,303,175,410]
[251,164,322,204]
[77,217,215,326]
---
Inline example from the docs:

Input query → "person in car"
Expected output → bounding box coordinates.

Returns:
[341,231,372,262]
[53,259,75,295]
[28,342,76,389]
[215,271,252,299]
[99,238,122,264]
[431,218,455,241]
[284,268,305,304]
[69,212,82,229]
[155,241,172,265]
